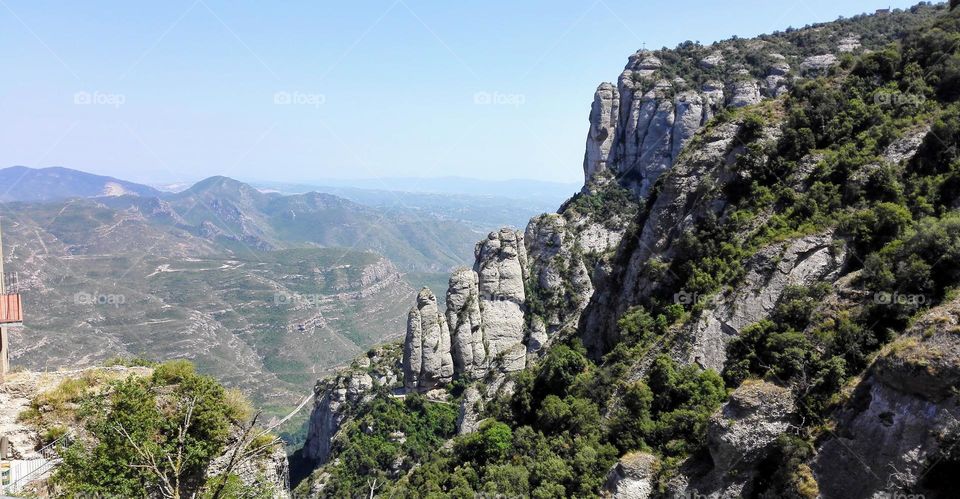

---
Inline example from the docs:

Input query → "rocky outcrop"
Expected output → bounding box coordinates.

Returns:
[582,119,747,355]
[800,54,839,75]
[812,297,960,498]
[604,452,660,499]
[837,35,862,53]
[583,51,731,198]
[403,288,454,392]
[708,381,796,473]
[304,347,400,464]
[728,79,762,108]
[456,385,483,435]
[472,229,529,373]
[401,228,529,390]
[524,214,594,341]
[446,268,487,379]
[684,231,848,371]
[206,438,290,498]
[669,381,797,499]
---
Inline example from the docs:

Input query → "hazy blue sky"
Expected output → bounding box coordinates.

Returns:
[0,0,925,185]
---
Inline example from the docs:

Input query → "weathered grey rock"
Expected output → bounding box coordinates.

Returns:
[800,54,839,75]
[700,51,724,69]
[728,79,762,108]
[701,81,725,122]
[708,381,796,472]
[446,268,487,379]
[456,385,483,435]
[812,297,960,498]
[672,91,705,161]
[837,35,861,53]
[584,82,621,184]
[635,97,677,196]
[403,288,454,391]
[303,347,401,465]
[474,229,528,373]
[670,381,797,499]
[604,452,659,499]
[688,231,848,371]
[206,436,290,498]
[525,214,594,341]
[582,117,784,356]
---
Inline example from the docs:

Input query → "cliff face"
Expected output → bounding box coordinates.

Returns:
[303,346,400,464]
[812,298,960,498]
[298,5,959,496]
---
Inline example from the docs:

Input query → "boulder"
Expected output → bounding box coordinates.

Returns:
[604,452,660,499]
[800,54,839,75]
[708,381,796,472]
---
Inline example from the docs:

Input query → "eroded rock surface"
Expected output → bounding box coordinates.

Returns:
[403,288,454,392]
[604,452,660,499]
[812,297,960,498]
[474,229,528,373]
[686,231,848,371]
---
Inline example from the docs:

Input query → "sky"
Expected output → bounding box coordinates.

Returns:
[0,0,928,186]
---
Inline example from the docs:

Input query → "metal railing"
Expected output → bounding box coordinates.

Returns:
[1,434,69,495]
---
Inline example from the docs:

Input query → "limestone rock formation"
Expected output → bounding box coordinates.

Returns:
[670,381,797,499]
[812,297,960,498]
[446,268,487,379]
[604,452,660,499]
[304,347,400,464]
[400,228,529,390]
[524,214,594,343]
[474,229,528,373]
[837,35,862,53]
[583,50,731,197]
[707,381,796,473]
[456,385,483,435]
[686,231,848,371]
[582,119,746,354]
[728,79,762,108]
[403,288,454,392]
[800,54,839,75]
[303,376,360,464]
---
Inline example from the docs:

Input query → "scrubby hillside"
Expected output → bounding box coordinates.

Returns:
[294,3,960,498]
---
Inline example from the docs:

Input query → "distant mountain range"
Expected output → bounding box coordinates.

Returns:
[0,165,525,416]
[0,165,162,202]
[0,166,488,272]
[0,166,568,234]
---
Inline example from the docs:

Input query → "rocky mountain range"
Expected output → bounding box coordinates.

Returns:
[292,3,960,498]
[0,170,503,428]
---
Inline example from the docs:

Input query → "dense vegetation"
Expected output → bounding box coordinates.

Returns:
[46,361,281,498]
[298,4,960,497]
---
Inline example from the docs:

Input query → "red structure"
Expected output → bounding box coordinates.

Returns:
[0,294,21,325]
